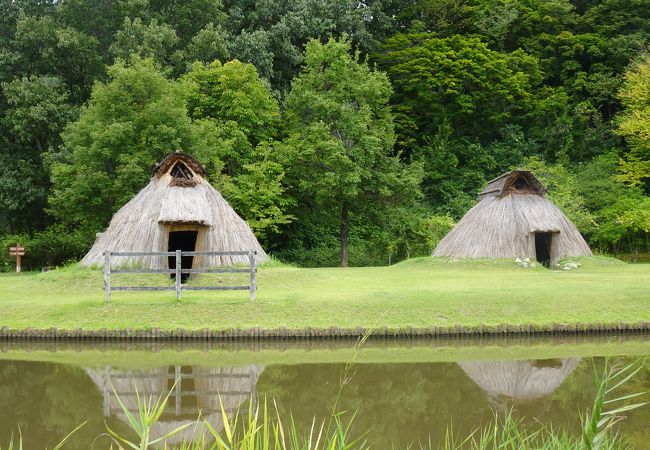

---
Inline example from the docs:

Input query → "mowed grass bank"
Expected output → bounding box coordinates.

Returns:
[0,256,648,332]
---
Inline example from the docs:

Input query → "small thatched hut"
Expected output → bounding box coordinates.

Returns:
[81,152,268,269]
[432,170,591,266]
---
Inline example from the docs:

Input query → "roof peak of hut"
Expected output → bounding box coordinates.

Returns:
[153,152,206,178]
[478,170,547,200]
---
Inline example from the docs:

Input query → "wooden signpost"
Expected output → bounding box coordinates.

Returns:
[9,244,25,273]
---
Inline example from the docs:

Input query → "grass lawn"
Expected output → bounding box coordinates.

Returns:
[0,256,648,332]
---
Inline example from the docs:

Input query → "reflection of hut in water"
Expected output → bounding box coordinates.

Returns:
[459,359,580,406]
[86,365,264,445]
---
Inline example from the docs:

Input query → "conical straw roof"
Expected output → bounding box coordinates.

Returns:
[81,152,268,267]
[433,171,591,262]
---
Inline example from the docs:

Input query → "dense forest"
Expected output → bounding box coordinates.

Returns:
[1,0,649,269]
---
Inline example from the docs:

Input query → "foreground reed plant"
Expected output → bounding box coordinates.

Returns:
[104,391,367,450]
[2,351,645,449]
[414,358,646,450]
[98,359,645,450]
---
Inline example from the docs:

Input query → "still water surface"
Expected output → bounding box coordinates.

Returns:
[0,335,649,449]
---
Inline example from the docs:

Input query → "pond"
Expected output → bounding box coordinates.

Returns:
[0,334,648,449]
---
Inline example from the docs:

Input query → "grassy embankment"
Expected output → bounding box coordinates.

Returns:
[0,256,648,333]
[1,335,649,368]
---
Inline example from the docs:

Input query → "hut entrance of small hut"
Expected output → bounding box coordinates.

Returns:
[534,232,553,267]
[168,231,197,282]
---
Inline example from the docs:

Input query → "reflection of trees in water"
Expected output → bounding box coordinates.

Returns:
[0,361,126,449]
[259,362,494,447]
[85,365,264,446]
[2,357,648,449]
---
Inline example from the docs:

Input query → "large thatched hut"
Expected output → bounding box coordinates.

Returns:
[81,152,268,270]
[432,170,591,266]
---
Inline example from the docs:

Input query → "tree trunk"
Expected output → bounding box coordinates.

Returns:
[340,203,349,267]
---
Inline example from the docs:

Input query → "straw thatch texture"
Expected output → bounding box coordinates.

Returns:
[80,153,268,268]
[459,358,580,401]
[86,364,265,446]
[433,171,591,264]
[478,170,547,200]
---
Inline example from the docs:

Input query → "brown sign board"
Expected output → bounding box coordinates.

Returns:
[9,246,25,252]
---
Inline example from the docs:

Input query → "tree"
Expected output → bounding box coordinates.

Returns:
[224,0,394,93]
[9,12,104,100]
[375,33,537,152]
[375,33,538,211]
[57,0,147,58]
[280,37,421,266]
[615,55,650,191]
[183,60,293,242]
[185,23,230,65]
[110,18,181,69]
[0,76,78,233]
[49,58,218,233]
[521,156,596,236]
[150,0,226,44]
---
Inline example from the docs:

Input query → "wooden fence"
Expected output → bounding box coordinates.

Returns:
[103,250,257,303]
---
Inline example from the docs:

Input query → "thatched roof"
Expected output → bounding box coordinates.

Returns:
[154,152,206,178]
[86,364,265,446]
[432,171,591,263]
[459,358,580,401]
[81,152,268,267]
[478,171,547,200]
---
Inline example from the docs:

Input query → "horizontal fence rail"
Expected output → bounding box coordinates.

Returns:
[99,365,258,417]
[103,250,257,303]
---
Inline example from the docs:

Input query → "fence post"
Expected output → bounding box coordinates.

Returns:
[102,365,111,416]
[175,249,182,301]
[249,250,256,302]
[104,251,111,303]
[175,365,181,415]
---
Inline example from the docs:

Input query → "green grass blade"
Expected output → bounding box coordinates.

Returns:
[51,420,87,450]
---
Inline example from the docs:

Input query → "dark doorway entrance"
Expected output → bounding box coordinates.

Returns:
[168,231,197,282]
[534,232,552,267]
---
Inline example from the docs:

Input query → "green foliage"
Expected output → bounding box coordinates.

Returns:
[2,76,77,150]
[224,0,392,92]
[9,12,103,98]
[375,33,540,211]
[0,226,92,271]
[615,55,650,189]
[581,359,647,450]
[1,0,650,265]
[110,18,181,69]
[521,157,596,235]
[183,60,292,242]
[48,58,218,233]
[376,33,537,149]
[107,378,192,449]
[184,60,279,156]
[575,153,650,255]
[281,37,421,266]
[185,23,230,65]
[150,0,226,45]
[0,75,78,232]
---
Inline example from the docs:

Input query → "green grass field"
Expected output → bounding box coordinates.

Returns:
[0,256,649,332]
